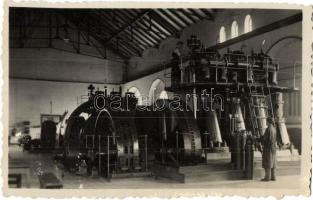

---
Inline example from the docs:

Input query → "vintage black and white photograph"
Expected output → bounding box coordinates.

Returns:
[3,1,311,197]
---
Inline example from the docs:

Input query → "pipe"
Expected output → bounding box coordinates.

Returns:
[272,92,291,146]
[232,97,246,132]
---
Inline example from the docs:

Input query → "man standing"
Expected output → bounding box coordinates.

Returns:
[261,118,277,181]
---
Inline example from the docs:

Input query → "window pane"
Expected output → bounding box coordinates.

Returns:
[219,26,226,43]
[244,15,252,33]
[129,86,143,105]
[231,21,238,38]
[159,90,168,99]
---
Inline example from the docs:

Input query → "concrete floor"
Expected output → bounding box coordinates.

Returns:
[8,145,301,189]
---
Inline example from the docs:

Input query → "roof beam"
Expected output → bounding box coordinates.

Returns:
[112,38,139,57]
[68,11,129,59]
[149,11,180,37]
[168,9,193,26]
[178,9,197,23]
[120,30,149,50]
[188,9,205,20]
[132,25,159,45]
[200,9,215,20]
[120,10,168,40]
[110,29,144,54]
[130,28,155,46]
[114,23,152,48]
[115,38,141,56]
[135,22,163,42]
[90,11,147,54]
[157,9,185,29]
[94,11,123,32]
[118,30,147,50]
[112,10,138,28]
[142,16,170,37]
[102,9,151,45]
[79,11,115,36]
[67,13,108,58]
[117,34,145,53]
[114,10,162,43]
[80,31,107,59]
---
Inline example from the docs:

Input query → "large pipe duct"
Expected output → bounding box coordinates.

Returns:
[232,97,246,132]
[253,97,268,136]
[272,92,290,146]
[206,110,223,144]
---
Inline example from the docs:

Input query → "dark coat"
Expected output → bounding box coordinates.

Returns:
[262,124,277,169]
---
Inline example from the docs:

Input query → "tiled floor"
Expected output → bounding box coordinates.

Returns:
[8,145,301,189]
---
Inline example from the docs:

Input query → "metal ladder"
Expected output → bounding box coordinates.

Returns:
[247,86,268,150]
[248,86,260,137]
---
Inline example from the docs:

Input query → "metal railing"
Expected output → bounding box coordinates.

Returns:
[85,135,118,179]
[169,53,301,89]
[85,134,149,178]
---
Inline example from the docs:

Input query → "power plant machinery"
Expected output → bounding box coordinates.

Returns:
[169,34,297,158]
[56,35,298,181]
[59,86,146,177]
[59,85,204,177]
[135,99,203,165]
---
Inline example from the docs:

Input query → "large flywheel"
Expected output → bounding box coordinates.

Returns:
[135,99,202,165]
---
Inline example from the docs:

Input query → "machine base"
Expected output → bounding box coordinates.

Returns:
[152,155,300,183]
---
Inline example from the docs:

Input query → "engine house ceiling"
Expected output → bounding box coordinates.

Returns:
[9,8,217,59]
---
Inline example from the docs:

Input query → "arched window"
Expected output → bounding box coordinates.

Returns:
[244,15,252,33]
[148,79,166,105]
[231,20,239,38]
[159,90,168,99]
[219,26,226,43]
[128,86,143,105]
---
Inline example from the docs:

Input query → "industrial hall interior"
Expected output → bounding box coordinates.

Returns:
[8,8,302,189]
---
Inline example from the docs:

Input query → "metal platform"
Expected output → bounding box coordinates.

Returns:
[152,158,300,183]
[166,82,299,93]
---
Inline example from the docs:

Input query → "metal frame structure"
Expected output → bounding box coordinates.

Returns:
[9,8,216,59]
